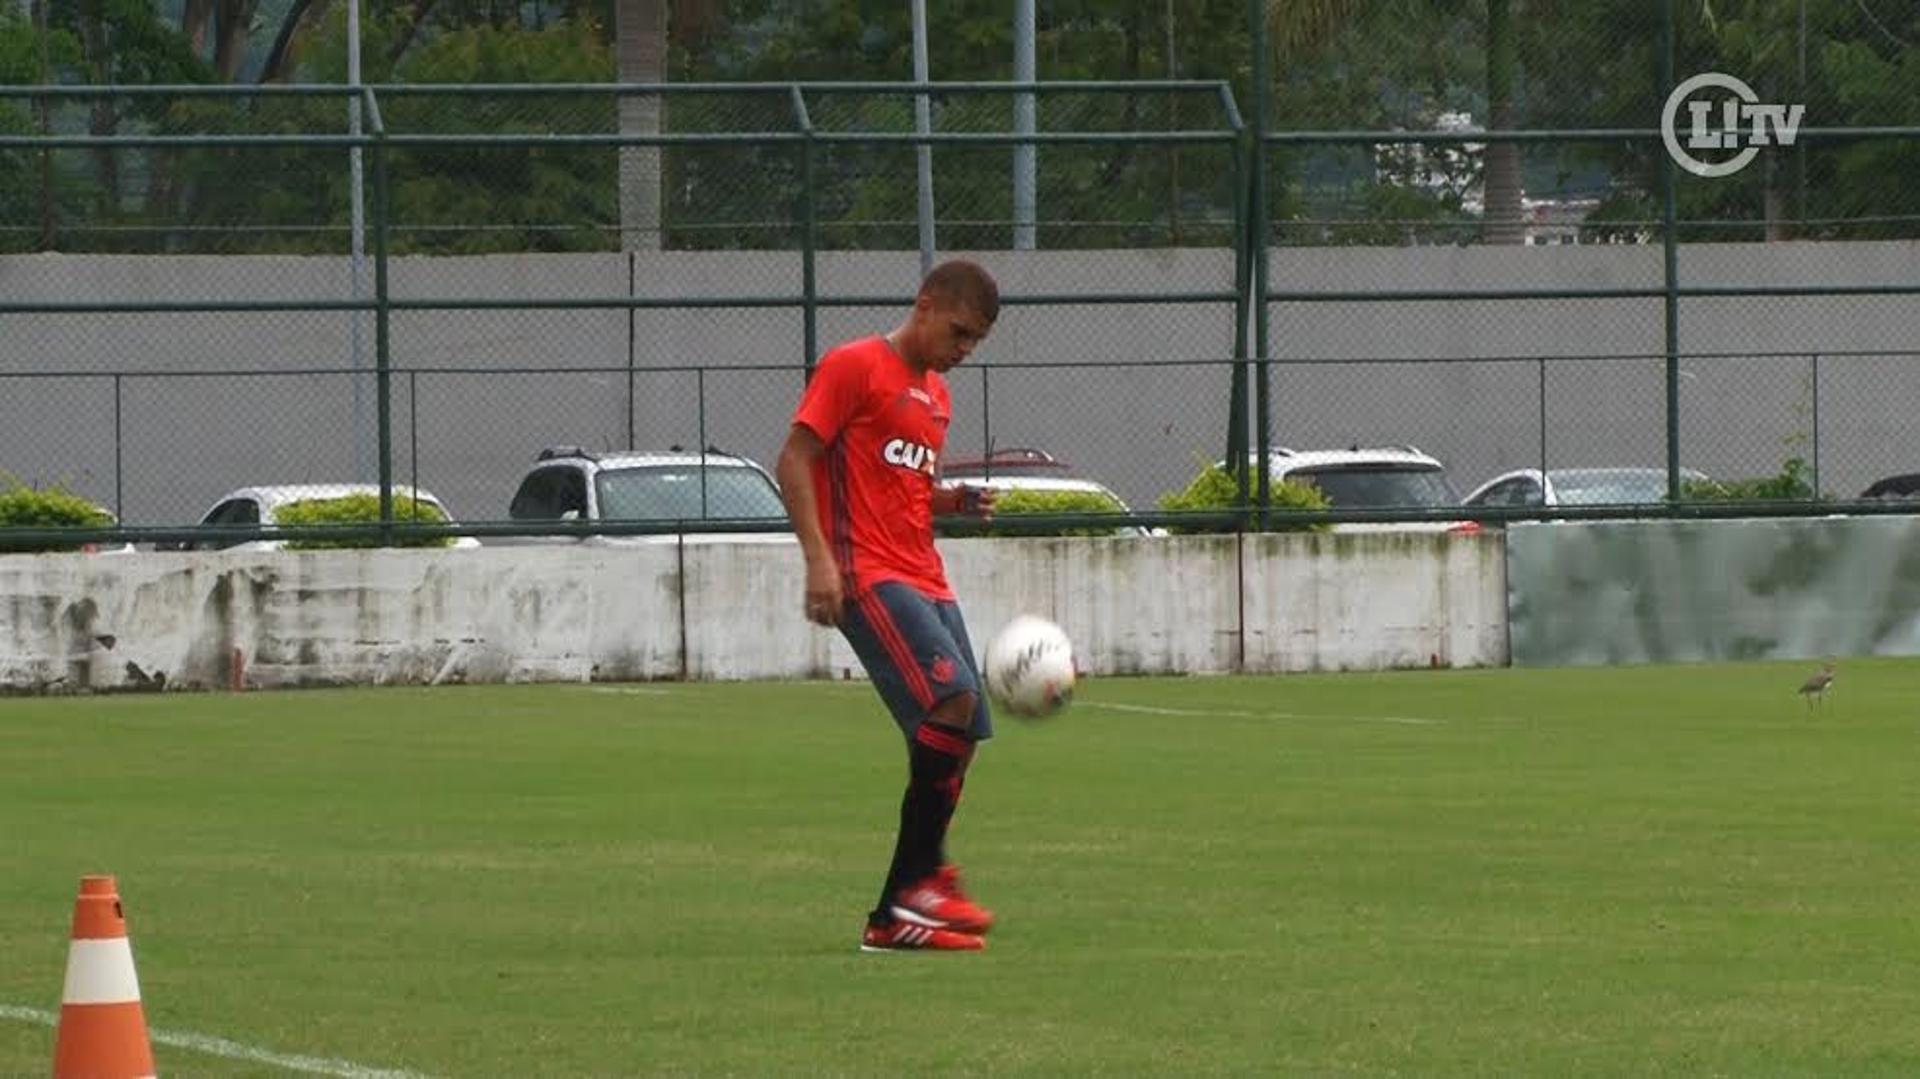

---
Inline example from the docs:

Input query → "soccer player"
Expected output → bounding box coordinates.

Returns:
[776,259,1002,953]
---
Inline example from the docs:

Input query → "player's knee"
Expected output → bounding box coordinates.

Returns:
[928,691,976,731]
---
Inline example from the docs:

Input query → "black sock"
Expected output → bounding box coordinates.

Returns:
[870,722,970,923]
[938,743,976,862]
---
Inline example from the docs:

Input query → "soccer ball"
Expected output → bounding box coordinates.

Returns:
[983,614,1076,719]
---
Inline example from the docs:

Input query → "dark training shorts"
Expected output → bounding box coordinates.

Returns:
[839,580,994,742]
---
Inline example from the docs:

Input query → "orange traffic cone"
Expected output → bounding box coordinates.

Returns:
[52,876,156,1079]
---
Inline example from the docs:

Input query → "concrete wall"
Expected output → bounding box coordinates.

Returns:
[0,532,1508,693]
[1507,516,1920,667]
[3,242,1915,531]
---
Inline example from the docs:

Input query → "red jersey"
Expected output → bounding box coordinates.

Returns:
[793,335,954,600]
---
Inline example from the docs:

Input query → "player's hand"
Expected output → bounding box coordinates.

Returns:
[959,484,996,520]
[803,561,844,626]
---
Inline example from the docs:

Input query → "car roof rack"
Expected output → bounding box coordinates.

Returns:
[537,445,598,462]
[666,444,745,460]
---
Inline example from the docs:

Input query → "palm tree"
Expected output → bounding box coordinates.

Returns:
[615,0,666,252]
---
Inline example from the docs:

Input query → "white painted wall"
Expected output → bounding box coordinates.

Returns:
[0,533,1507,694]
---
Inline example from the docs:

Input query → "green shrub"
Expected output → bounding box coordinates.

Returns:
[276,493,454,550]
[1157,463,1329,534]
[984,487,1133,537]
[1680,457,1819,502]
[0,479,114,552]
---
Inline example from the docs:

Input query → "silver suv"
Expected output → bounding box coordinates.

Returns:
[503,445,791,543]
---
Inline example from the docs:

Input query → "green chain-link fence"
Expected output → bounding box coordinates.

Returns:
[2,1,1919,545]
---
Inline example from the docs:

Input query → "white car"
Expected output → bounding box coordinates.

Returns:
[89,507,138,555]
[938,473,1157,536]
[1463,467,1709,509]
[179,484,479,551]
[939,447,1155,536]
[1251,445,1479,533]
[501,446,792,545]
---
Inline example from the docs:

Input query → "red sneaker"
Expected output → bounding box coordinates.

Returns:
[892,868,996,935]
[860,920,985,952]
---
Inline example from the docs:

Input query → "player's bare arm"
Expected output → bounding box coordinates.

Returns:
[775,423,844,626]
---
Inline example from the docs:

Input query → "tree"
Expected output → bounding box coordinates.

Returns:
[0,5,80,251]
[1525,0,1920,242]
[1265,0,1525,244]
[671,0,1244,250]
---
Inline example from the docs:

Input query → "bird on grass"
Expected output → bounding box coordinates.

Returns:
[1797,660,1836,711]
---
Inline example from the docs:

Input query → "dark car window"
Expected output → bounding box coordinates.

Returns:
[511,467,588,520]
[1290,466,1457,508]
[595,465,787,521]
[196,498,260,550]
[214,498,260,525]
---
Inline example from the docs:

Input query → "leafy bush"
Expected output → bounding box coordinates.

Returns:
[1157,463,1330,534]
[983,487,1134,537]
[1680,457,1819,502]
[0,479,114,552]
[275,493,454,550]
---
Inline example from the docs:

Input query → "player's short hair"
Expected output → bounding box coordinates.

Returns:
[918,259,999,324]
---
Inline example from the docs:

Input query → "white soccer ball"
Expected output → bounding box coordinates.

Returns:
[983,614,1076,719]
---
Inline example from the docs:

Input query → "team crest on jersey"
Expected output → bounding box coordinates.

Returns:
[882,438,938,476]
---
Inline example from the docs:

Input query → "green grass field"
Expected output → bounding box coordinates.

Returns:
[4,661,1919,1077]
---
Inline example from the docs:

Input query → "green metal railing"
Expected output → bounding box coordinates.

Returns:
[3,77,1920,549]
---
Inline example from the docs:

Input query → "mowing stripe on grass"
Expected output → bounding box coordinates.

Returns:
[0,1005,430,1079]
[1076,700,1445,725]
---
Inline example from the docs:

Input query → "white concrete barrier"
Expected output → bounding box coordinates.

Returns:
[0,532,1507,693]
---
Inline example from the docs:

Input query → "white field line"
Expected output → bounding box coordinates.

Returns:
[0,1004,430,1079]
[1075,700,1445,726]
[577,682,1490,723]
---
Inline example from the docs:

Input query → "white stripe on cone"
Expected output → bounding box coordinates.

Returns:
[61,938,142,1006]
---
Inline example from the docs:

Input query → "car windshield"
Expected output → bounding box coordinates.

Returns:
[594,465,787,521]
[1290,466,1457,508]
[1550,470,1672,505]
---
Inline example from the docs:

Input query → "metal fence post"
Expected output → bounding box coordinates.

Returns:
[626,252,638,450]
[409,369,420,500]
[1810,352,1821,497]
[980,366,992,469]
[696,367,709,518]
[1248,0,1271,524]
[794,85,819,378]
[1537,357,1548,478]
[1661,0,1683,502]
[370,90,394,544]
[1227,90,1250,508]
[112,374,123,521]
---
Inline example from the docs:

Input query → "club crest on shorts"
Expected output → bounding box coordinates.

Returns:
[930,654,956,684]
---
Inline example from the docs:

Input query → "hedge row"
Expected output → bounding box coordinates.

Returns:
[0,479,114,553]
[1156,463,1330,533]
[275,493,455,550]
